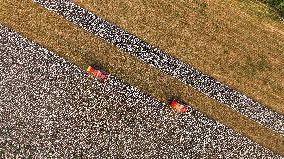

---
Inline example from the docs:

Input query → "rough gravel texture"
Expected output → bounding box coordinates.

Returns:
[0,25,282,158]
[33,0,284,135]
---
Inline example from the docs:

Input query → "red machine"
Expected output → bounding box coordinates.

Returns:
[87,64,110,82]
[170,99,188,113]
[161,97,191,113]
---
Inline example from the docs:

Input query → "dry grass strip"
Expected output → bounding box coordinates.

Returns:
[74,0,284,115]
[0,0,283,155]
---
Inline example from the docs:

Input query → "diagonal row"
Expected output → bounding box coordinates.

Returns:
[0,24,281,158]
[34,0,284,135]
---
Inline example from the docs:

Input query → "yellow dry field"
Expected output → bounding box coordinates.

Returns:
[1,0,284,155]
[74,0,284,115]
[238,0,284,37]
